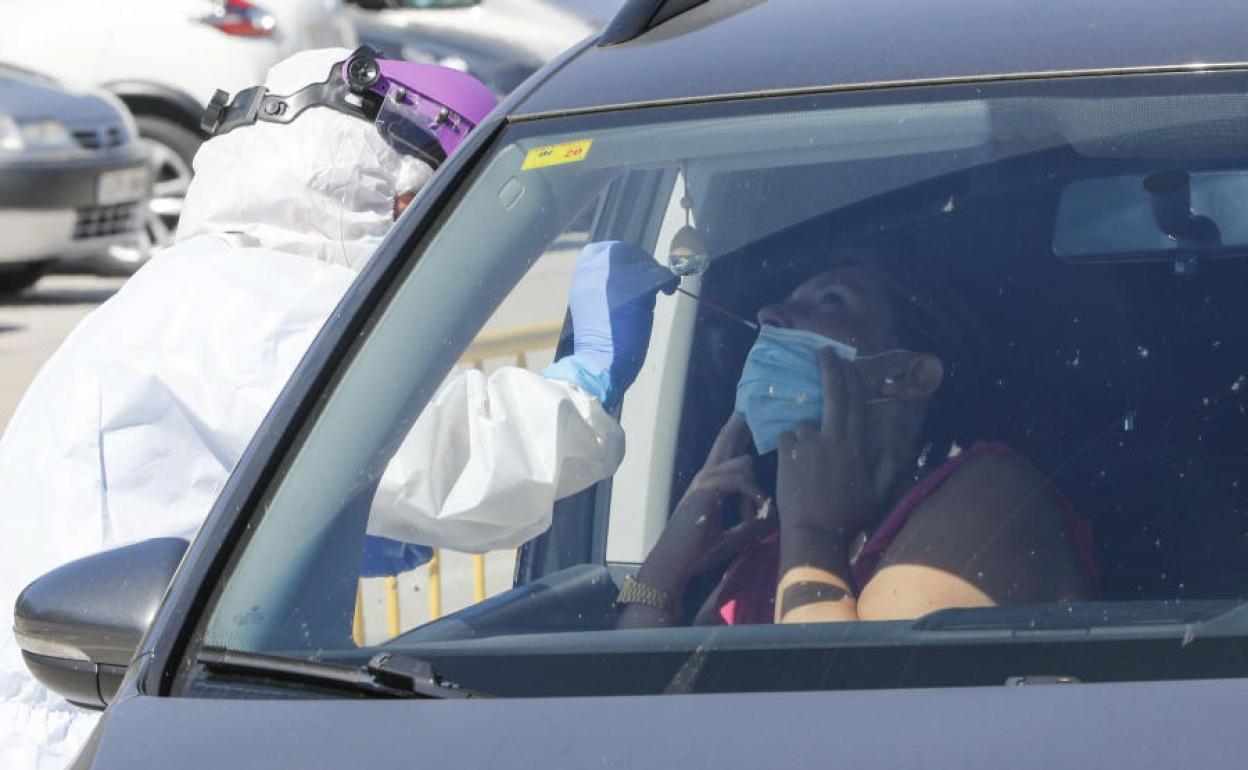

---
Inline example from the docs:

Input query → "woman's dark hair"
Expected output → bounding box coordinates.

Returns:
[836,247,993,463]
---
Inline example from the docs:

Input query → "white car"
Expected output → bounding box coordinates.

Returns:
[0,0,356,273]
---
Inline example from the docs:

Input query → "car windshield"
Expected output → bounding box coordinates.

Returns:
[188,71,1248,698]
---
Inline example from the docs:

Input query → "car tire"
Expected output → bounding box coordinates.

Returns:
[0,261,52,295]
[94,115,201,276]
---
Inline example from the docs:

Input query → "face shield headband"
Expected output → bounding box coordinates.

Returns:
[200,46,497,168]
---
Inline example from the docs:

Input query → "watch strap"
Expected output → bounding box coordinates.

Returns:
[616,575,672,613]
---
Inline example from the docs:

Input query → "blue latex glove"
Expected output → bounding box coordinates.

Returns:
[542,241,678,409]
[359,535,434,578]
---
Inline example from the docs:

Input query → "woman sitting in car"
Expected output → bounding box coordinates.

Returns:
[618,251,1097,627]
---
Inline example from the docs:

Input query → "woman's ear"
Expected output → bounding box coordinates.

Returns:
[886,353,944,401]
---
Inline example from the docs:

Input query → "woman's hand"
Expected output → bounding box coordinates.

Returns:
[637,415,771,600]
[776,348,879,540]
[773,349,885,623]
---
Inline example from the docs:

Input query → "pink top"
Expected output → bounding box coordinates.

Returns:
[710,441,1099,626]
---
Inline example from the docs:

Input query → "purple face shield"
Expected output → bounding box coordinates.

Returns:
[200,46,498,168]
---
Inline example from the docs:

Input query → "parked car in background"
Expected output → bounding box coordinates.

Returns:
[350,0,595,96]
[0,0,356,274]
[353,12,543,97]
[543,0,620,24]
[0,63,151,293]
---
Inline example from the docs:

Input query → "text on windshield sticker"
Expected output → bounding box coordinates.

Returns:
[522,139,594,170]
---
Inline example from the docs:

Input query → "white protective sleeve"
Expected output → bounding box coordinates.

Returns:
[367,366,625,552]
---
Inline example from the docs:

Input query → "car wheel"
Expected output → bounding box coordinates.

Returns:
[0,261,52,295]
[97,115,200,275]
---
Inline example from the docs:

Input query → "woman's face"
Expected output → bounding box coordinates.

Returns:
[756,266,901,355]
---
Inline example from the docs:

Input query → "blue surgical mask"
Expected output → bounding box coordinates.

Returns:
[734,325,904,453]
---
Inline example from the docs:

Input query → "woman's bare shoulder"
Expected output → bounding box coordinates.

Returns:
[889,446,1066,554]
[942,446,1050,496]
[865,446,1088,613]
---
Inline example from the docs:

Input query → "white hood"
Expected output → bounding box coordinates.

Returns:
[176,48,433,272]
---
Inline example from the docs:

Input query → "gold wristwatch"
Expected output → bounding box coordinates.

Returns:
[616,575,672,613]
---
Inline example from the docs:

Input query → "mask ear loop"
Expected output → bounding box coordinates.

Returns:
[855,348,913,361]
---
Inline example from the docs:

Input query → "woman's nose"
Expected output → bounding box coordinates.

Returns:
[756,302,794,328]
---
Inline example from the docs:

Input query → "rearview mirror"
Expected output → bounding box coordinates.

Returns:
[13,538,188,709]
[1054,170,1248,261]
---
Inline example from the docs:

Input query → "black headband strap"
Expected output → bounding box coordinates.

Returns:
[201,57,381,137]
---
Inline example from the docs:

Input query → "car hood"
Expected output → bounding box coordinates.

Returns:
[0,64,119,126]
[79,677,1248,769]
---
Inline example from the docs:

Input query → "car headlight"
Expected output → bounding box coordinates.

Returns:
[19,119,74,149]
[0,115,23,151]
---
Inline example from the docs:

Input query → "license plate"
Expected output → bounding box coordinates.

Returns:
[97,167,150,206]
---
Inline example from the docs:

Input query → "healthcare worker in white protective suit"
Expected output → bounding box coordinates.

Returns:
[0,46,674,769]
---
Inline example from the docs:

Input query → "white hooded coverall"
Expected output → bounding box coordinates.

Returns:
[0,49,622,769]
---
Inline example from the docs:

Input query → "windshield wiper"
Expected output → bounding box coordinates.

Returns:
[198,646,491,699]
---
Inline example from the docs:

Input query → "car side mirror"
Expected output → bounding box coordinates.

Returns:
[13,538,188,709]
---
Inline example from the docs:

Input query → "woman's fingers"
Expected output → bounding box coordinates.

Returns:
[705,514,771,565]
[777,430,797,453]
[842,360,866,441]
[704,413,752,467]
[698,456,763,511]
[702,454,754,477]
[699,461,766,504]
[794,421,820,441]
[819,347,847,436]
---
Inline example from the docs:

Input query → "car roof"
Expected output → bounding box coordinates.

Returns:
[512,0,1248,117]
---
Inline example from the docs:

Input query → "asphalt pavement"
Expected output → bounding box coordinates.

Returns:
[0,274,125,432]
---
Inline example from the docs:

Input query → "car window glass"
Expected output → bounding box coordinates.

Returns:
[353,201,601,641]
[191,72,1248,696]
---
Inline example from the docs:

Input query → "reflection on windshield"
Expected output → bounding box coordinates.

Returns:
[196,72,1248,696]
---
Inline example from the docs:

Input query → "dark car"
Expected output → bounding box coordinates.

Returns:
[18,0,1248,766]
[0,64,151,293]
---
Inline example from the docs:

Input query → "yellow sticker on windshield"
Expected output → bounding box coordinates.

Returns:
[522,139,593,170]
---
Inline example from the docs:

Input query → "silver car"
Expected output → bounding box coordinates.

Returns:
[0,63,151,293]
